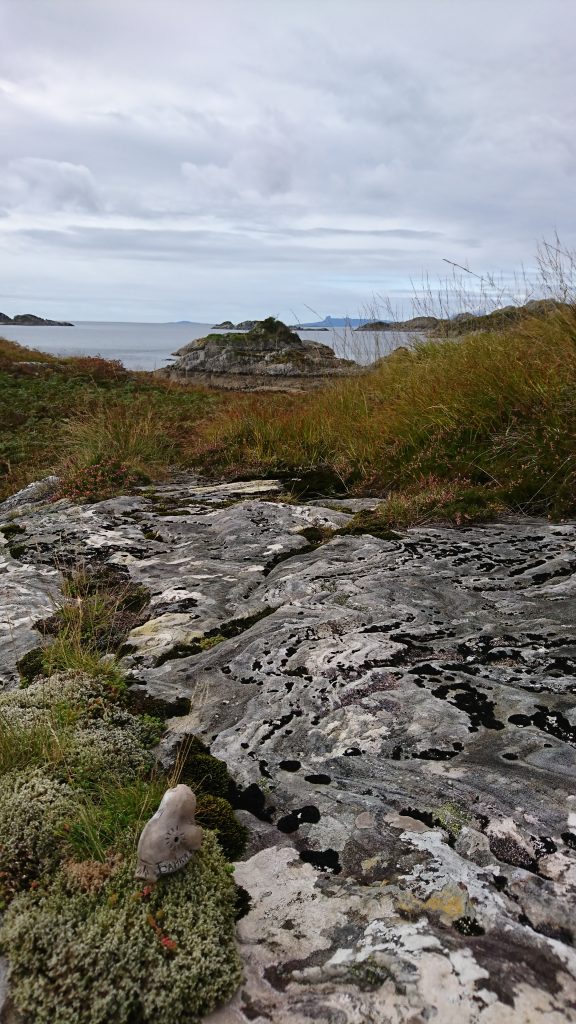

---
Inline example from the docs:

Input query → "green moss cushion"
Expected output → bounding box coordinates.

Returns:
[1,831,242,1024]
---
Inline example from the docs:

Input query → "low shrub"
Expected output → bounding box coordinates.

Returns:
[342,480,508,534]
[57,398,176,486]
[0,341,215,502]
[20,567,149,688]
[54,459,144,502]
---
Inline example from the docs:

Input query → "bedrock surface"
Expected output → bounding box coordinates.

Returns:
[1,479,575,1023]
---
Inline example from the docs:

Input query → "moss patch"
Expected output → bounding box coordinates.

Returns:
[196,795,249,861]
[1,832,242,1024]
[0,671,245,1021]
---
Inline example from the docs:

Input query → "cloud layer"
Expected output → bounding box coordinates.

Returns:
[1,0,575,320]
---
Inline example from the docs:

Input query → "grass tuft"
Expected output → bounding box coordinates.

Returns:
[188,308,576,518]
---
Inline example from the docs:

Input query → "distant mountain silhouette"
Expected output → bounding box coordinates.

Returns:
[294,315,386,329]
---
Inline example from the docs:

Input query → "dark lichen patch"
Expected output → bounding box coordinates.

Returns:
[276,805,321,834]
[299,847,342,874]
[155,640,205,665]
[259,709,303,745]
[263,542,318,575]
[0,520,28,558]
[431,681,504,731]
[304,773,331,785]
[453,916,485,936]
[228,781,274,823]
[398,803,475,844]
[508,706,576,745]
[0,521,25,539]
[126,684,190,719]
[488,835,537,873]
[155,608,276,665]
[471,929,569,1006]
[532,836,557,857]
[412,748,460,760]
[279,760,301,772]
[561,831,576,850]
[399,806,438,830]
[519,913,574,946]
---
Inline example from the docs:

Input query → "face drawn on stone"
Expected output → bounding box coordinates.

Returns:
[135,784,203,881]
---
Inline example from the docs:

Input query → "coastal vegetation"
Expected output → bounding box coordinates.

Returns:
[0,339,214,502]
[1,268,575,523]
[191,302,576,520]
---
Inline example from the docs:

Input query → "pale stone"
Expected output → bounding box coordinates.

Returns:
[135,784,203,881]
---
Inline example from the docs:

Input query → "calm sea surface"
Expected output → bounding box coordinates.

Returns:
[2,321,419,371]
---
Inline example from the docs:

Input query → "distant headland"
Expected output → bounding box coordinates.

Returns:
[0,312,73,327]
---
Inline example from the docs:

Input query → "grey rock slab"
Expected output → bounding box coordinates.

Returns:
[206,850,576,1024]
[162,520,576,1022]
[0,549,59,689]
[308,497,386,513]
[0,476,59,515]
[2,481,576,1021]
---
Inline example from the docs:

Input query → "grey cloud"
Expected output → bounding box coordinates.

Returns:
[0,0,575,320]
[16,226,435,269]
[1,158,102,213]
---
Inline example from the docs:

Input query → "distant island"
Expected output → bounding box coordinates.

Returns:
[212,319,259,331]
[0,312,73,326]
[355,315,438,331]
[213,316,379,331]
[294,316,377,329]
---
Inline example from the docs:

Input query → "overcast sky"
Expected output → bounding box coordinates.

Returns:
[1,0,575,322]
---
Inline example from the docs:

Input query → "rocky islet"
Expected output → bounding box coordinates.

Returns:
[164,317,360,391]
[0,313,73,327]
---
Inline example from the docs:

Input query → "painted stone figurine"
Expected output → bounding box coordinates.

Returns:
[135,784,203,881]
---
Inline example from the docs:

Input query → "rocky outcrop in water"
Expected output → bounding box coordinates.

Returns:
[356,316,440,331]
[165,318,359,391]
[0,313,73,326]
[1,478,575,1022]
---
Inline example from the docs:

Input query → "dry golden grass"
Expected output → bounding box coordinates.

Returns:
[188,308,576,518]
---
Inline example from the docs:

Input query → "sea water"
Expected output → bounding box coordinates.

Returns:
[2,320,420,371]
